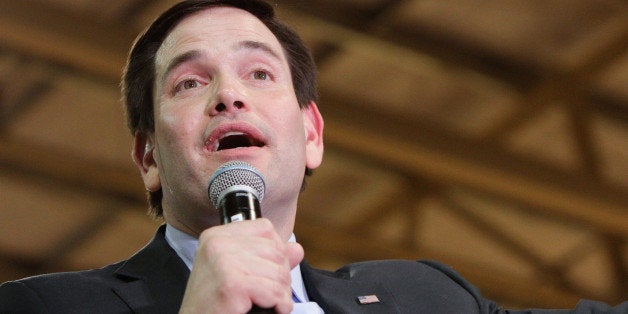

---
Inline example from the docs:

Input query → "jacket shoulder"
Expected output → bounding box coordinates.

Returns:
[0,225,187,313]
[336,260,628,314]
[338,259,481,293]
[335,259,496,313]
[0,262,129,313]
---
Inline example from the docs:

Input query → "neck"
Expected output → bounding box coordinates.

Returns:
[163,204,297,241]
[162,208,220,238]
[260,194,299,241]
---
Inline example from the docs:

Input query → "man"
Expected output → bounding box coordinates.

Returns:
[0,1,625,313]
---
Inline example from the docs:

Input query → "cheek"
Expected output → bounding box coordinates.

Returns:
[159,100,191,127]
[272,107,305,140]
[266,93,304,132]
[159,98,205,132]
[155,106,200,153]
[277,115,308,162]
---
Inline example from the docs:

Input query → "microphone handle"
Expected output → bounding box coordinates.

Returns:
[219,191,262,224]
[249,305,276,313]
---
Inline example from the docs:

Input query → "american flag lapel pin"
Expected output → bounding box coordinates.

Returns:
[357,294,380,305]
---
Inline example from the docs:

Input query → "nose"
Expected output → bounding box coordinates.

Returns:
[213,100,244,113]
[209,78,248,116]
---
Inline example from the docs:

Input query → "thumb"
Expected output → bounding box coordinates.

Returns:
[286,242,304,269]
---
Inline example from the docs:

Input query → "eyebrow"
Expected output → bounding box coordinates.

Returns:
[234,40,282,61]
[161,50,202,85]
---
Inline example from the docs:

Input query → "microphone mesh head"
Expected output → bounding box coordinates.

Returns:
[208,161,265,208]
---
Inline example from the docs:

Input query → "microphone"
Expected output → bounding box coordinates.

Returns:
[208,161,274,313]
[208,160,265,225]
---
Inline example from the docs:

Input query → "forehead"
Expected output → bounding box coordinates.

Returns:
[156,6,283,65]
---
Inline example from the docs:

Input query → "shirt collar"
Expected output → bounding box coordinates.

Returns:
[164,224,196,270]
[164,224,310,302]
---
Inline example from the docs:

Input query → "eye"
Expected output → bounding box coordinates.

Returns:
[173,79,202,94]
[252,70,270,81]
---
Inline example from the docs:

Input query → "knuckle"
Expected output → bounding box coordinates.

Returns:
[269,280,286,300]
[279,270,290,287]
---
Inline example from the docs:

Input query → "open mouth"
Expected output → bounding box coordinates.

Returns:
[215,132,265,151]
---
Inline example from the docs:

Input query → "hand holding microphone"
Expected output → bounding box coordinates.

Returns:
[179,161,303,314]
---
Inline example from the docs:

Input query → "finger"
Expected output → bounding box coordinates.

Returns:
[246,277,293,314]
[199,218,277,240]
[198,236,289,271]
[286,242,304,269]
[219,254,291,287]
[186,257,291,313]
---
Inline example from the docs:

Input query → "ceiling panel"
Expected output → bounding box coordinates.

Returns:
[318,39,520,137]
[391,0,628,71]
[7,74,133,166]
[60,209,161,271]
[0,169,111,261]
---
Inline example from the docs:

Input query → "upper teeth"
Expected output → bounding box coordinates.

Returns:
[221,132,246,139]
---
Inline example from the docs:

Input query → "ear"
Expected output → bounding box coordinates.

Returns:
[302,101,324,170]
[132,131,161,192]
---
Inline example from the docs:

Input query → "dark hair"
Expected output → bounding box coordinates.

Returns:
[122,0,317,217]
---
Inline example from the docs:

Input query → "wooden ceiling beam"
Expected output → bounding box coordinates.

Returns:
[0,136,145,205]
[276,1,628,104]
[0,0,134,81]
[275,0,541,86]
[321,113,628,237]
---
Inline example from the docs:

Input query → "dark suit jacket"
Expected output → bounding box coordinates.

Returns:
[1,225,625,313]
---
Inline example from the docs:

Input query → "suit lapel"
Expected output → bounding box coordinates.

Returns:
[112,225,190,313]
[300,261,398,313]
[111,280,154,313]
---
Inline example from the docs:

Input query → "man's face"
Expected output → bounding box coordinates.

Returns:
[138,7,323,233]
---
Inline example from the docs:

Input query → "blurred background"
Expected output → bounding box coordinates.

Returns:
[1,0,626,309]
